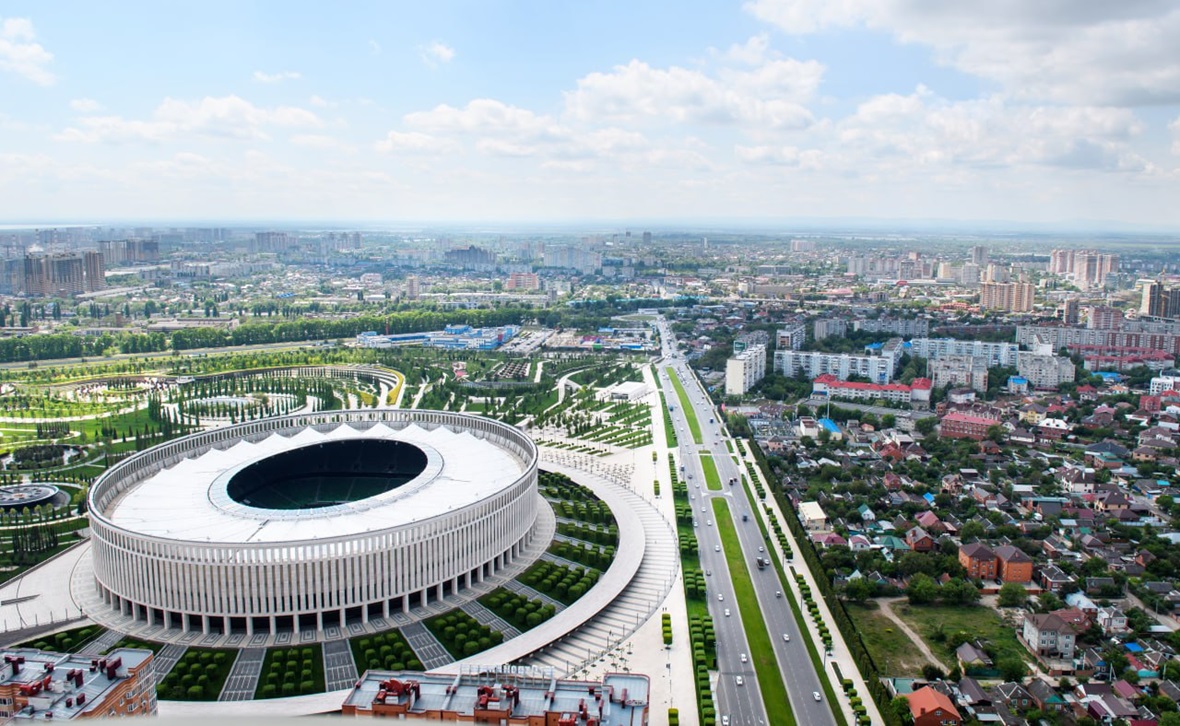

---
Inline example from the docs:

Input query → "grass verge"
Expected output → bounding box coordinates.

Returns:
[665,369,702,444]
[712,497,795,726]
[700,454,723,491]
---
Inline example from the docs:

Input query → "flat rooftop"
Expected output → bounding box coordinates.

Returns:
[344,669,648,725]
[1,647,152,721]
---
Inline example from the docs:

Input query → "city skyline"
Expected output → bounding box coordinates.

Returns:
[2,2,1180,228]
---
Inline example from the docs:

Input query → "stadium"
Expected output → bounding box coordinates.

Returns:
[86,409,541,637]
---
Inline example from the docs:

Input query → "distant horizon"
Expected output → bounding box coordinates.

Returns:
[2,216,1180,239]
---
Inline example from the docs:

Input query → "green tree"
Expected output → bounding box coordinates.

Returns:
[998,582,1029,608]
[998,656,1027,682]
[941,578,981,605]
[906,573,939,605]
[844,577,873,604]
[915,417,937,436]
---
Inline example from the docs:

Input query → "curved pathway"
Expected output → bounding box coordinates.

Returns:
[876,597,944,669]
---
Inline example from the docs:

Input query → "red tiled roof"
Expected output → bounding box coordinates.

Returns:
[907,686,961,721]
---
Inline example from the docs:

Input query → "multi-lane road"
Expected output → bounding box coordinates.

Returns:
[656,319,837,726]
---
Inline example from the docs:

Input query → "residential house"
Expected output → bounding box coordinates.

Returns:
[959,542,998,580]
[907,685,962,726]
[956,642,994,674]
[1065,591,1100,619]
[994,545,1034,583]
[1039,565,1077,593]
[1022,612,1077,660]
[1027,679,1068,713]
[993,682,1035,712]
[1097,606,1129,634]
[907,526,935,553]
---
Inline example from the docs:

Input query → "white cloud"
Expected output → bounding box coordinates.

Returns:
[253,70,301,83]
[0,17,55,85]
[309,95,335,108]
[56,95,322,143]
[713,35,773,66]
[290,134,356,153]
[406,99,557,137]
[746,0,1180,105]
[368,39,382,56]
[374,130,458,154]
[419,41,455,68]
[564,58,820,128]
[70,98,102,112]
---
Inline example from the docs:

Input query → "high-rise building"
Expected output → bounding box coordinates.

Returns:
[776,324,806,351]
[1087,306,1124,330]
[1061,298,1080,326]
[404,275,420,300]
[979,282,1035,312]
[1142,281,1166,317]
[813,319,847,340]
[968,245,988,266]
[505,272,539,291]
[83,250,106,292]
[726,343,767,396]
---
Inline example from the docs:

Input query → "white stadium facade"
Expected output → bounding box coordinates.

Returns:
[86,409,541,637]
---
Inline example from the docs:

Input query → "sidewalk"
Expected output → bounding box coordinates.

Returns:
[738,438,883,726]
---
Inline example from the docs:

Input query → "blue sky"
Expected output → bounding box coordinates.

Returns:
[2,1,1179,227]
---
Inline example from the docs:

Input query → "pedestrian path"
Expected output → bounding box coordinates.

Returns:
[501,580,566,613]
[460,601,521,641]
[78,628,123,655]
[218,648,265,701]
[152,643,188,682]
[399,622,452,671]
[519,456,678,677]
[322,638,359,691]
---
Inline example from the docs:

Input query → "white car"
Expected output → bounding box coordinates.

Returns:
[740,653,748,663]
[718,593,724,601]
[783,633,790,642]
[714,544,721,552]
[707,520,713,526]
[735,676,744,686]
[725,609,731,617]
[813,692,821,701]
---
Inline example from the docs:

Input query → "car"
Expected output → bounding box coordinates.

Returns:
[693,520,699,527]
[783,633,790,642]
[775,590,781,598]
[724,608,731,617]
[714,544,721,552]
[722,717,731,726]
[705,569,711,576]
[707,520,712,526]
[718,593,724,601]
[735,676,744,686]
[739,653,747,663]
[813,692,821,701]
[758,546,764,552]
[701,506,707,513]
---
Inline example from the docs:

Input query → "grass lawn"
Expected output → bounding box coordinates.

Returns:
[254,643,325,699]
[699,454,723,491]
[844,603,931,677]
[349,630,423,674]
[894,603,1027,670]
[156,647,236,701]
[665,369,702,444]
[712,498,795,726]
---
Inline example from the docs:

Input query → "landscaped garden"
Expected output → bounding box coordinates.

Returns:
[478,588,557,630]
[519,560,601,605]
[349,629,423,673]
[254,644,324,699]
[424,610,504,660]
[156,648,236,701]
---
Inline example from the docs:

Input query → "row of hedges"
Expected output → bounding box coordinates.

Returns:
[550,540,616,570]
[22,625,103,654]
[520,560,601,605]
[157,648,234,701]
[424,611,504,660]
[555,521,618,546]
[254,644,324,699]
[349,630,423,674]
[833,663,872,726]
[479,589,557,630]
[669,452,719,726]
